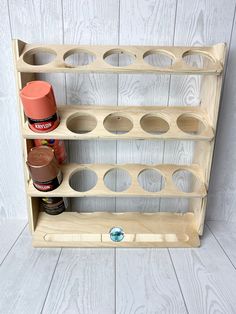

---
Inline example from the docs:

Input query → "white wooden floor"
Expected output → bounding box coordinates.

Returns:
[0,220,236,314]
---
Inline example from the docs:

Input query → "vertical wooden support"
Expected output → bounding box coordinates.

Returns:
[192,43,226,234]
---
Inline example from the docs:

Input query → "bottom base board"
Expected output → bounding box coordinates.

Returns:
[32,212,200,248]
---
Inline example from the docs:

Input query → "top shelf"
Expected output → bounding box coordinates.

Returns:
[14,40,225,75]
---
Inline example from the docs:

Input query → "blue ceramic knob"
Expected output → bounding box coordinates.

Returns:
[109,227,124,242]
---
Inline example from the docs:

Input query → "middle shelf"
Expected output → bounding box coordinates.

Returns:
[27,163,207,198]
[23,105,214,141]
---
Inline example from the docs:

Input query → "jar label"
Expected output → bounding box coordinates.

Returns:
[33,171,62,192]
[28,113,59,131]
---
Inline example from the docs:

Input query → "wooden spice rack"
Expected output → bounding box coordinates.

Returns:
[13,39,226,248]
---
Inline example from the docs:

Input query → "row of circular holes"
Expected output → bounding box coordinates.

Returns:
[67,112,206,136]
[69,168,200,193]
[23,48,215,69]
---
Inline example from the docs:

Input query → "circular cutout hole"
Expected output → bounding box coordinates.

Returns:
[103,113,133,134]
[138,169,164,192]
[140,114,169,134]
[67,113,97,134]
[64,49,96,67]
[104,168,131,192]
[23,48,56,65]
[69,169,98,192]
[143,50,173,67]
[103,49,135,67]
[183,51,214,68]
[177,114,206,135]
[172,169,200,193]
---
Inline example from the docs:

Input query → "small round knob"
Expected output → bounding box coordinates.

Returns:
[109,227,124,242]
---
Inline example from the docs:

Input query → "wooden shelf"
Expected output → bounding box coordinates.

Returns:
[13,39,227,247]
[33,211,200,248]
[22,105,214,141]
[27,163,207,198]
[16,42,224,75]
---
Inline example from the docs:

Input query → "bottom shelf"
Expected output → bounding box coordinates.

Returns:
[33,211,200,248]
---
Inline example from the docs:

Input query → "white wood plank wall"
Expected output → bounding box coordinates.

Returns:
[1,0,236,221]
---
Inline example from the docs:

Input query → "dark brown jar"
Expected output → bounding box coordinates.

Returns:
[41,197,66,215]
[27,146,62,191]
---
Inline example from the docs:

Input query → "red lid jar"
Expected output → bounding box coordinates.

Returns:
[20,81,60,132]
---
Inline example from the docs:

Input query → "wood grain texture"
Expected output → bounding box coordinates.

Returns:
[116,248,187,313]
[63,0,119,212]
[33,211,199,248]
[0,0,26,217]
[160,0,236,213]
[0,228,60,314]
[207,10,236,221]
[0,219,26,264]
[42,248,114,314]
[207,221,236,267]
[117,0,177,212]
[170,226,236,313]
[17,43,223,74]
[27,163,206,198]
[22,105,214,140]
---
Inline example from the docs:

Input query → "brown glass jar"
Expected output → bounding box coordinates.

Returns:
[27,146,62,191]
[27,146,65,215]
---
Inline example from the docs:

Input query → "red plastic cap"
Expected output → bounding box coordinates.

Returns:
[20,81,57,119]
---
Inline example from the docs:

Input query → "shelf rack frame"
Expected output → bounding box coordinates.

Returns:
[13,39,226,248]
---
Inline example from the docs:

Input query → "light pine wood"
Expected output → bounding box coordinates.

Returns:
[27,163,206,198]
[42,248,115,314]
[16,43,223,74]
[191,43,226,234]
[13,37,226,246]
[170,226,236,313]
[22,105,214,141]
[0,228,60,314]
[0,219,26,264]
[116,249,187,313]
[33,212,199,248]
